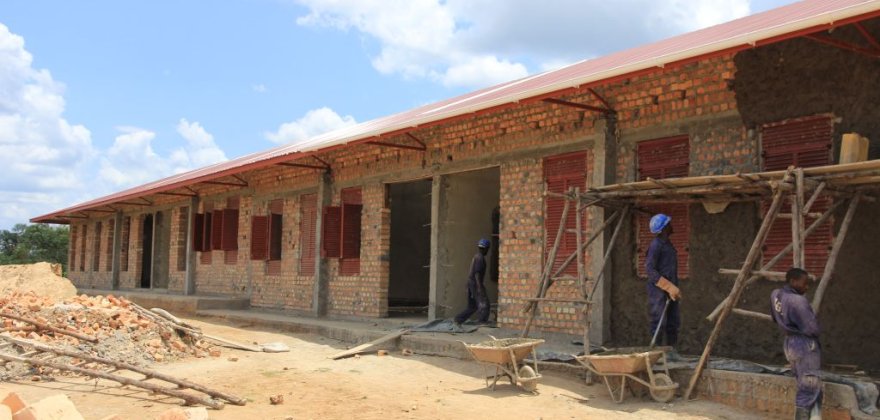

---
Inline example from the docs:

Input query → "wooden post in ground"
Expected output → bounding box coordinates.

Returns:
[521,188,572,337]
[684,172,791,400]
[812,193,861,312]
[574,188,589,357]
[792,169,804,268]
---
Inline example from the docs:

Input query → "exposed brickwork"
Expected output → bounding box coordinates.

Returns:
[67,53,754,338]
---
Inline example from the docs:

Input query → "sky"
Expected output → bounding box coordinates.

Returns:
[0,0,796,229]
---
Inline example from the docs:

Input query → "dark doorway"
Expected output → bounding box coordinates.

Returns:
[140,214,153,288]
[388,179,432,316]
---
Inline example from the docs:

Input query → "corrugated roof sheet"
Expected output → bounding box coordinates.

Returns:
[32,0,880,223]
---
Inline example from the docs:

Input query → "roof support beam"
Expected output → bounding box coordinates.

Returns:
[588,88,615,112]
[201,175,248,188]
[184,186,199,195]
[117,197,153,206]
[405,133,427,150]
[312,156,331,169]
[366,140,426,151]
[542,98,612,114]
[82,209,116,214]
[855,22,880,50]
[277,162,327,170]
[805,33,880,59]
[158,191,198,198]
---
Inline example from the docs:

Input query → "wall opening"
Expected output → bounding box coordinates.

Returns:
[388,179,432,316]
[140,214,153,288]
[435,167,501,320]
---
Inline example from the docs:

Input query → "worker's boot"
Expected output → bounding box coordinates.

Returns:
[795,407,810,420]
[809,402,822,420]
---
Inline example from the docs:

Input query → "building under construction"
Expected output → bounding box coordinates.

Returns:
[33,0,880,382]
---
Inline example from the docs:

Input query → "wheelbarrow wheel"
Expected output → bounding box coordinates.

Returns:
[518,365,538,392]
[649,373,675,403]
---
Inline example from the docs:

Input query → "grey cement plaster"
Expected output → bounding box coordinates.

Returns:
[434,168,500,320]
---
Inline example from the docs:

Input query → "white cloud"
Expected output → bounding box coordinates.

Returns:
[99,120,228,188]
[0,23,95,227]
[265,107,357,144]
[0,23,233,228]
[295,0,752,88]
[252,83,267,93]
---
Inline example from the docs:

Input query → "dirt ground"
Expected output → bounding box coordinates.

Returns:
[0,317,764,419]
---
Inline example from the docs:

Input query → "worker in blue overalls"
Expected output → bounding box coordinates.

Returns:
[771,268,822,420]
[645,213,682,351]
[453,238,491,328]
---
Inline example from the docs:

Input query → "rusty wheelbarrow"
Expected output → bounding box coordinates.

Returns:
[576,347,678,403]
[461,337,544,392]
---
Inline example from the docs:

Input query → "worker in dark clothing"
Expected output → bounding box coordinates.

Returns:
[645,213,681,349]
[453,238,491,327]
[771,268,822,420]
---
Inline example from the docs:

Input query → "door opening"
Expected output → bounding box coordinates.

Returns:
[388,179,432,317]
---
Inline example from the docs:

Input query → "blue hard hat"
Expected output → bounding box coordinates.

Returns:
[477,238,491,248]
[649,214,671,234]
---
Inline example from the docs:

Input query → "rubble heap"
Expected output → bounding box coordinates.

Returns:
[0,292,217,380]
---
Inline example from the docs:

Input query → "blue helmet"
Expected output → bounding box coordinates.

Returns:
[477,238,491,249]
[649,214,671,234]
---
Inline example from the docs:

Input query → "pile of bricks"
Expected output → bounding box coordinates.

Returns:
[0,292,219,379]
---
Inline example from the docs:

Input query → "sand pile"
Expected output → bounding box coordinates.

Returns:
[0,263,76,300]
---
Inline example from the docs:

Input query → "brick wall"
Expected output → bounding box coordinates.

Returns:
[65,53,755,339]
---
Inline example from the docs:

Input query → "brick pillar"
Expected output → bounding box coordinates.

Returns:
[111,211,122,290]
[184,196,198,295]
[589,115,617,345]
[312,171,332,316]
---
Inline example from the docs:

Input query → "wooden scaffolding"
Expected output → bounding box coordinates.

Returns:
[520,159,880,399]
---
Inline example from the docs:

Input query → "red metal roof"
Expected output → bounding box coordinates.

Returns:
[32,0,880,223]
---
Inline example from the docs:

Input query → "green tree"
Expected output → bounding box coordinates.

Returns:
[0,224,69,272]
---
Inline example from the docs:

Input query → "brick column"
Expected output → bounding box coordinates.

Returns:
[110,211,122,290]
[184,196,198,295]
[312,171,332,316]
[589,115,617,345]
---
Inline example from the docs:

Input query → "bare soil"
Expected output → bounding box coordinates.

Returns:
[0,318,764,419]
[0,262,75,300]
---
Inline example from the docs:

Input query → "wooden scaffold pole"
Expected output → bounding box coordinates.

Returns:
[683,169,793,400]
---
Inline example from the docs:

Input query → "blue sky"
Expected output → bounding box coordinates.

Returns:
[1,0,794,228]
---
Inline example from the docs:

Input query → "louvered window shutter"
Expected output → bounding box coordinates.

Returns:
[299,194,317,276]
[543,152,586,277]
[637,136,690,278]
[761,115,833,273]
[341,204,362,259]
[221,209,239,251]
[210,210,224,250]
[250,216,269,260]
[322,206,342,258]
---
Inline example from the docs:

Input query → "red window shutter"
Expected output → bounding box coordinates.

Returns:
[211,210,224,251]
[761,116,833,273]
[203,212,213,252]
[299,194,317,276]
[192,213,205,251]
[341,204,362,259]
[322,206,342,258]
[221,209,239,251]
[250,216,269,260]
[543,152,586,277]
[637,136,690,278]
[269,213,283,261]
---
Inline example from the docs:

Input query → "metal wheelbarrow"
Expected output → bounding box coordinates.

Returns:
[576,346,678,403]
[461,337,544,392]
